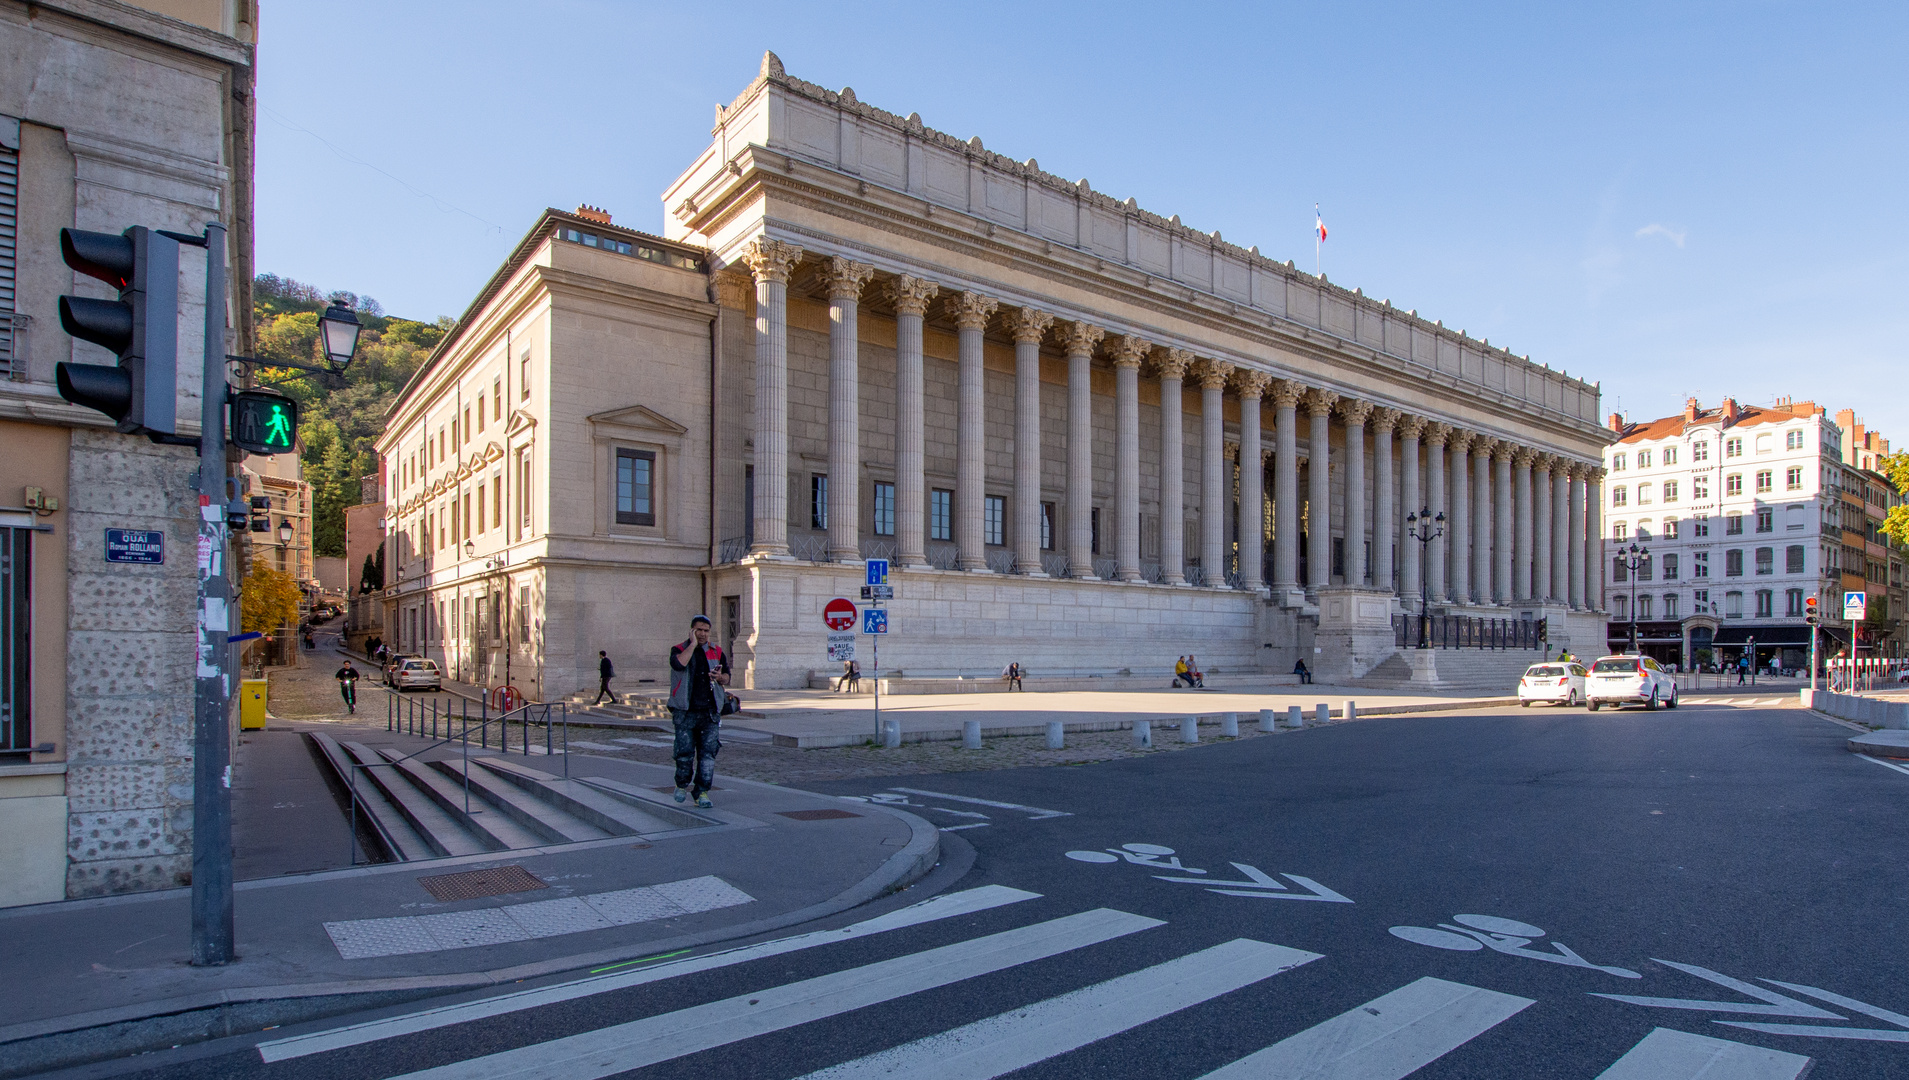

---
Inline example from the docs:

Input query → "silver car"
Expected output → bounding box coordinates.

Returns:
[1585,654,1678,711]
[391,658,442,691]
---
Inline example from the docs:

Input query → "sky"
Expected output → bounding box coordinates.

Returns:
[254,1,1909,439]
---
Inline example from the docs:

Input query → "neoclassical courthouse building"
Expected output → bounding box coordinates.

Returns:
[378,55,1615,697]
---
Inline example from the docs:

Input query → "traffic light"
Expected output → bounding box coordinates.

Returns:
[248,494,271,533]
[1804,595,1818,627]
[54,226,179,434]
[230,391,299,455]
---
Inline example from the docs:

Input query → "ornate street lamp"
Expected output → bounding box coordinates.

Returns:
[276,518,293,546]
[1405,508,1445,649]
[318,303,365,372]
[1621,541,1650,653]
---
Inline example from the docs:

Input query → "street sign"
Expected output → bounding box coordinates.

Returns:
[866,559,889,586]
[861,584,894,601]
[1844,591,1867,622]
[863,609,889,634]
[827,631,857,662]
[823,597,859,631]
[104,528,164,564]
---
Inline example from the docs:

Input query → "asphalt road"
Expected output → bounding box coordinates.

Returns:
[60,698,1909,1079]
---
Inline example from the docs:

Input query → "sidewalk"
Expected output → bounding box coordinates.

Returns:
[0,744,938,1076]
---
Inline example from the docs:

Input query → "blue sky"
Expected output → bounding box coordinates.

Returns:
[255,1,1908,439]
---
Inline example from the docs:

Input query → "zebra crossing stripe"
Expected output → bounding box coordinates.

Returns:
[383,907,1165,1080]
[1595,1027,1811,1079]
[259,884,1040,1062]
[1197,976,1533,1079]
[796,938,1323,1080]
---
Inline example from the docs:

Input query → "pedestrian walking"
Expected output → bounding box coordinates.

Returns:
[1737,655,1749,686]
[335,660,360,714]
[594,650,615,704]
[668,615,730,808]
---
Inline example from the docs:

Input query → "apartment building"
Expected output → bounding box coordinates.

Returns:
[1834,410,1904,660]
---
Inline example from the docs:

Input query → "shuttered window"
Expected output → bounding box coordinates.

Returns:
[0,142,17,378]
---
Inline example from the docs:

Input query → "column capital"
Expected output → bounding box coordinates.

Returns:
[822,256,875,299]
[1303,387,1340,417]
[1192,358,1236,390]
[1056,319,1105,357]
[742,237,803,283]
[1107,333,1153,368]
[1586,466,1607,483]
[1154,346,1194,380]
[945,290,999,331]
[1270,378,1305,410]
[1232,368,1272,400]
[1567,461,1592,481]
[1369,406,1400,433]
[1004,305,1055,343]
[1423,421,1451,447]
[1224,440,1241,462]
[885,274,940,317]
[1261,447,1274,464]
[1512,446,1538,468]
[1396,414,1427,439]
[1448,427,1475,452]
[1492,440,1515,463]
[714,270,753,310]
[1338,398,1374,426]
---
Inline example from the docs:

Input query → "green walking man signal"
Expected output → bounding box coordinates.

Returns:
[230,390,299,454]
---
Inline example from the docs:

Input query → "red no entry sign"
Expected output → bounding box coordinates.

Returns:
[823,597,859,631]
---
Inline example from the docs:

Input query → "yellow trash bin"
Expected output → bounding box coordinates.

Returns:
[240,678,268,730]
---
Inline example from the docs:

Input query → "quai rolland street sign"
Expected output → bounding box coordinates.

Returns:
[104,528,165,564]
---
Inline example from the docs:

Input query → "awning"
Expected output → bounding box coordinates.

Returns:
[1710,625,1812,646]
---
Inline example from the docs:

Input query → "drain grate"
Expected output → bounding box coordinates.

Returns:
[777,809,861,821]
[416,864,548,902]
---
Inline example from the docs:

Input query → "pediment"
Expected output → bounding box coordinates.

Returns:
[505,410,538,439]
[587,403,688,437]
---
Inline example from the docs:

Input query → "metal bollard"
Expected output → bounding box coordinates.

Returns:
[1045,721,1065,750]
[963,720,982,749]
[882,718,901,748]
[1133,719,1153,749]
[1221,712,1239,737]
[1259,708,1277,733]
[1181,716,1199,744]
[1344,700,1357,722]
[1315,702,1330,726]
[1287,705,1303,729]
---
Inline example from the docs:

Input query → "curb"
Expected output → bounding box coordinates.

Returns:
[0,790,940,1078]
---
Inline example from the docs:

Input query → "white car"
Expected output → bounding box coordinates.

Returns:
[1585,654,1678,711]
[390,658,443,691]
[1518,662,1587,707]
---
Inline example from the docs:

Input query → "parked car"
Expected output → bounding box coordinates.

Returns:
[1517,662,1587,707]
[381,653,420,685]
[1585,654,1678,711]
[390,658,443,691]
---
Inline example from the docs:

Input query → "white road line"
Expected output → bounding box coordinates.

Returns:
[383,907,1165,1080]
[797,938,1322,1080]
[1595,1027,1812,1079]
[1858,754,1909,779]
[1197,976,1533,1080]
[886,787,1073,819]
[259,884,1040,1062]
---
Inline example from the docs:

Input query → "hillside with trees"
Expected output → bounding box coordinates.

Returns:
[250,275,451,558]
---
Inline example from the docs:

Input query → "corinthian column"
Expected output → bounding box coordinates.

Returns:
[1532,453,1553,604]
[1474,439,1496,604]
[1007,306,1053,575]
[1304,388,1339,589]
[1058,320,1104,577]
[1271,380,1303,592]
[1398,415,1426,599]
[1551,457,1571,603]
[1371,408,1399,593]
[1585,467,1604,610]
[1512,448,1535,602]
[1568,464,1587,609]
[1493,443,1513,604]
[1234,370,1271,591]
[1424,423,1449,602]
[1108,334,1152,581]
[823,257,873,562]
[1449,431,1471,603]
[742,238,802,556]
[1155,349,1191,585]
[946,291,998,570]
[1196,359,1237,584]
[885,276,937,568]
[1339,399,1373,586]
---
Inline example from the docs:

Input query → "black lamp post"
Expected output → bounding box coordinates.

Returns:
[1405,508,1445,649]
[1621,541,1650,653]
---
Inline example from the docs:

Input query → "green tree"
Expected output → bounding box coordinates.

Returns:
[1881,450,1909,548]
[241,565,302,633]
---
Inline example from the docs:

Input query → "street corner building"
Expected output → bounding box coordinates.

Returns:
[0,0,258,905]
[376,53,1617,704]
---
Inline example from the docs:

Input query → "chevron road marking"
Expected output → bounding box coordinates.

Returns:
[1594,1027,1812,1079]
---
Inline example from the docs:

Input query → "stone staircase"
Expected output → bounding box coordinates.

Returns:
[562,690,673,725]
[1352,648,1546,694]
[310,732,714,862]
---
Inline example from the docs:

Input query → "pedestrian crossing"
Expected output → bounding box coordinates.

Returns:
[1677,697,1793,708]
[266,885,1815,1079]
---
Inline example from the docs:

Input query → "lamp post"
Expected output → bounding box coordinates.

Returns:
[1621,541,1650,654]
[1405,508,1445,648]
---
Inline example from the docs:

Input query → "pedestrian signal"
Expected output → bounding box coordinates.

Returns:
[231,391,298,455]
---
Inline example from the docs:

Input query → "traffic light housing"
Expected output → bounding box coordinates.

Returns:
[248,494,271,533]
[54,226,179,434]
[230,391,299,455]
[1804,595,1818,627]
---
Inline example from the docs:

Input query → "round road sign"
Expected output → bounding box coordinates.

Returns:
[823,597,859,631]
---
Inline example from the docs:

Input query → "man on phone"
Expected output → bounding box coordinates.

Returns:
[668,615,731,808]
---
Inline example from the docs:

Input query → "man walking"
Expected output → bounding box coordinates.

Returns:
[335,660,360,714]
[594,650,615,705]
[668,615,730,808]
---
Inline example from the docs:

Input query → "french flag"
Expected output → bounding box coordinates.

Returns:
[1315,204,1328,243]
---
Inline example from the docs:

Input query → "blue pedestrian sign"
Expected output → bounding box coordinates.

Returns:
[866,559,889,586]
[104,529,165,564]
[862,608,889,635]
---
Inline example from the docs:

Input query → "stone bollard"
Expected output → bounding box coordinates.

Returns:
[1315,703,1330,726]
[1287,705,1304,729]
[1886,702,1909,731]
[1259,708,1277,733]
[1221,712,1239,737]
[1133,719,1153,749]
[963,720,982,749]
[882,718,901,748]
[1181,716,1200,744]
[1344,700,1358,722]
[1045,721,1065,750]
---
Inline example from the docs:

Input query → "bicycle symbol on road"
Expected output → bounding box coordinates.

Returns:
[1389,914,1641,978]
[1065,843,1353,903]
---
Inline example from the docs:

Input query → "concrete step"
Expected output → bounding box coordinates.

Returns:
[375,750,545,851]
[430,756,612,845]
[307,733,436,863]
[471,756,710,834]
[339,741,493,858]
[573,774,727,829]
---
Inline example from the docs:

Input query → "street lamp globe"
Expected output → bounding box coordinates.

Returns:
[464,539,476,559]
[276,519,293,545]
[318,302,364,371]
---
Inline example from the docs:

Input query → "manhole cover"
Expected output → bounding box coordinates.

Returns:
[777,809,861,821]
[416,864,548,902]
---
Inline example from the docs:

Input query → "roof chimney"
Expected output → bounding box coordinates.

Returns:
[1683,397,1699,423]
[574,204,613,225]
[1721,397,1739,426]
[1607,411,1626,433]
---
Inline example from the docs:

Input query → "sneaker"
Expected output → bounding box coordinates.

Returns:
[673,787,687,803]
[695,793,713,809]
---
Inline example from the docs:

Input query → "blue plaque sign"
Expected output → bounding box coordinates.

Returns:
[105,529,165,564]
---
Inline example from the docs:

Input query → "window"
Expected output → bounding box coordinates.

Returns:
[1725,590,1743,617]
[1692,441,1709,462]
[616,449,656,526]
[1639,554,1654,581]
[1693,476,1709,500]
[810,475,828,530]
[1755,433,1772,454]
[1726,437,1743,458]
[1694,588,1710,613]
[1756,507,1773,533]
[1636,520,1653,541]
[1755,547,1773,575]
[1726,474,1743,496]
[983,495,1005,546]
[1612,453,1627,472]
[517,448,533,536]
[1639,484,1654,505]
[1040,502,1055,551]
[1755,470,1772,493]
[1613,594,1629,618]
[1613,556,1628,583]
[1693,515,1709,538]
[1787,430,1804,450]
[1726,512,1743,535]
[1332,537,1346,578]
[492,475,502,530]
[1725,549,1743,577]
[451,417,458,448]
[1612,486,1628,507]
[1755,589,1773,618]
[1090,507,1102,554]
[930,489,952,541]
[521,352,531,398]
[1637,594,1653,620]
[1663,593,1679,619]
[519,585,531,642]
[1663,480,1679,503]
[1786,545,1805,574]
[1663,447,1678,465]
[463,408,471,445]
[1638,450,1652,468]
[494,377,502,419]
[477,395,485,433]
[1784,504,1803,531]
[1663,553,1679,580]
[1613,521,1628,541]
[1786,588,1804,617]
[1786,467,1802,491]
[1664,518,1679,539]
[462,494,470,544]
[476,485,485,534]
[872,482,895,536]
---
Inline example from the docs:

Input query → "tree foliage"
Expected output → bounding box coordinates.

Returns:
[1881,450,1909,549]
[241,565,303,633]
